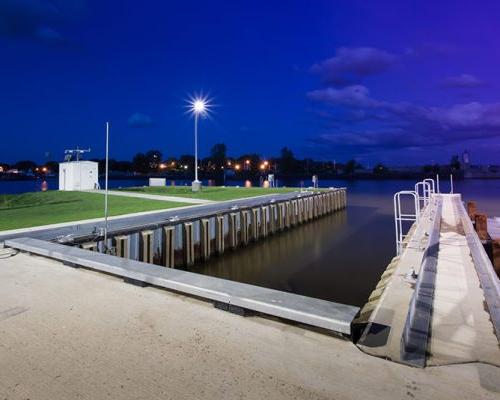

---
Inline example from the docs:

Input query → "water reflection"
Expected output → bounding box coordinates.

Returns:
[186,203,394,307]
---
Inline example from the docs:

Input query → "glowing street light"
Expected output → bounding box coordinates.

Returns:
[187,94,211,192]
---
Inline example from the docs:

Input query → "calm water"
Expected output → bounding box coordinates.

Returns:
[186,179,500,307]
[1,177,498,306]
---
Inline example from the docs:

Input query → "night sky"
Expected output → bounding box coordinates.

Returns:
[1,0,500,165]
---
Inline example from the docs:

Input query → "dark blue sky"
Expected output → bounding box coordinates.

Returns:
[1,0,500,165]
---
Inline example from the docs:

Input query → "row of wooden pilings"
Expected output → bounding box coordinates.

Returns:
[80,189,347,268]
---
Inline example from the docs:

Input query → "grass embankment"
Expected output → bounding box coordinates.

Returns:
[0,191,189,231]
[119,186,300,201]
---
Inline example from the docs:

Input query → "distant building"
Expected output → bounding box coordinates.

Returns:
[59,161,99,191]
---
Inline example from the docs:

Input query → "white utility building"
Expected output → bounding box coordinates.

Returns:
[59,161,99,191]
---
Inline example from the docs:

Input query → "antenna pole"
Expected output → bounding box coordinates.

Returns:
[104,122,110,250]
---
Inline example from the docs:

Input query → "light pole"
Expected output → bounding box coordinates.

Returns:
[189,96,210,192]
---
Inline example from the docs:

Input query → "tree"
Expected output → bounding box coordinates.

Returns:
[145,150,162,169]
[210,143,227,168]
[343,159,359,175]
[373,163,388,175]
[132,153,149,173]
[450,155,461,171]
[14,160,36,172]
[179,154,195,171]
[279,147,296,174]
[45,161,59,173]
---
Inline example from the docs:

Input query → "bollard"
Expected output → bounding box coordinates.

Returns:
[114,235,129,258]
[493,239,500,277]
[467,201,478,220]
[228,213,239,249]
[162,226,175,267]
[260,206,269,237]
[251,208,260,240]
[215,215,225,255]
[474,214,489,241]
[269,204,277,234]
[140,230,154,263]
[342,189,347,208]
[183,223,195,266]
[200,218,211,261]
[240,210,250,245]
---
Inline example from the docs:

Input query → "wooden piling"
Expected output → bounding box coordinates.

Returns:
[228,213,239,249]
[467,201,478,220]
[492,239,500,277]
[114,235,129,258]
[240,210,250,244]
[251,208,260,240]
[215,215,225,255]
[260,206,269,237]
[474,214,489,241]
[269,204,277,233]
[183,223,194,266]
[200,218,211,261]
[162,226,175,268]
[140,230,154,263]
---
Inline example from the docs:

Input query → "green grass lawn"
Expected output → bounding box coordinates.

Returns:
[119,186,301,201]
[0,191,189,231]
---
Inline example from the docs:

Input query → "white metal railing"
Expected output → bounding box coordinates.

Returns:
[423,178,435,194]
[415,181,431,211]
[394,191,420,255]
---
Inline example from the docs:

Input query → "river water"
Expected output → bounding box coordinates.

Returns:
[1,177,498,307]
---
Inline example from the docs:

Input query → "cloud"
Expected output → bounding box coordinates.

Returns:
[310,47,398,86]
[307,85,381,108]
[0,0,84,45]
[440,74,486,88]
[307,84,500,155]
[128,113,154,128]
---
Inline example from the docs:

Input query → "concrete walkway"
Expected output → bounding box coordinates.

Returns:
[357,194,500,367]
[428,196,500,366]
[88,189,215,204]
[1,253,499,400]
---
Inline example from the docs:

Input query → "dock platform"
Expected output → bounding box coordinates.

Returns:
[356,194,500,367]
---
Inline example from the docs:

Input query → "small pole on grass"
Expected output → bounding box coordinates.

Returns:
[104,122,110,250]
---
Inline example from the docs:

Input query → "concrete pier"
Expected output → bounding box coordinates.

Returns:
[355,194,500,368]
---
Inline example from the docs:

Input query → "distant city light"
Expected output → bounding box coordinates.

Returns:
[183,165,188,170]
[42,167,48,172]
[263,160,269,166]
[260,164,265,170]
[235,164,241,170]
[245,159,250,165]
[159,163,167,169]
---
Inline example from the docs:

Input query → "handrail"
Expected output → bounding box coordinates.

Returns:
[415,181,431,211]
[400,196,442,367]
[394,191,420,255]
[423,178,435,194]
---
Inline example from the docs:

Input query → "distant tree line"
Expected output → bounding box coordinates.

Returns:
[0,148,465,180]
